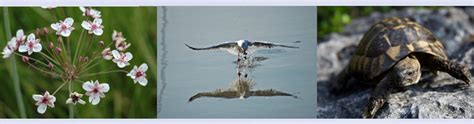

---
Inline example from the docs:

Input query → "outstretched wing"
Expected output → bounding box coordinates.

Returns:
[250,41,299,49]
[188,89,240,102]
[249,89,297,98]
[185,42,238,51]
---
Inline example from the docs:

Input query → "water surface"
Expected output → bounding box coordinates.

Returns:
[158,7,317,118]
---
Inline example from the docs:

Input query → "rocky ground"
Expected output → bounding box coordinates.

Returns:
[317,7,474,118]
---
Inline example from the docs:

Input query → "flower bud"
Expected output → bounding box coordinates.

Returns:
[48,62,54,70]
[55,47,62,53]
[49,42,54,49]
[22,56,29,63]
[43,27,49,34]
[35,28,42,36]
[99,41,104,47]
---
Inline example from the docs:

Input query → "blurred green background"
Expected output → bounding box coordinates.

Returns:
[0,7,157,118]
[317,7,444,40]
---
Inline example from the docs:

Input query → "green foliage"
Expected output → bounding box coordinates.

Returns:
[317,7,445,40]
[0,7,157,118]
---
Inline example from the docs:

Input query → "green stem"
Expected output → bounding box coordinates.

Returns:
[73,30,85,65]
[4,7,26,118]
[80,70,128,78]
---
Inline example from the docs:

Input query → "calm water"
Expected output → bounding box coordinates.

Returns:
[157,7,317,118]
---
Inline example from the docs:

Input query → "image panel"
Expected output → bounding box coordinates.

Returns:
[157,6,317,118]
[317,6,474,118]
[0,7,157,118]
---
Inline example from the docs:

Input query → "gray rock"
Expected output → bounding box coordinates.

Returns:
[317,7,474,119]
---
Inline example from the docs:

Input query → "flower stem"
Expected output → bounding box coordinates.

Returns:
[4,7,26,118]
[73,29,85,65]
[52,80,68,96]
[80,70,128,78]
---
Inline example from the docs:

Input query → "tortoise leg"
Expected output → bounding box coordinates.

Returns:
[363,77,395,118]
[363,55,422,118]
[416,53,471,85]
[330,67,352,94]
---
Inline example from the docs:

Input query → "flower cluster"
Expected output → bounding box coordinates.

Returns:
[2,7,149,115]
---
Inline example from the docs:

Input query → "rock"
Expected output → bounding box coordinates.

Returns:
[317,7,474,119]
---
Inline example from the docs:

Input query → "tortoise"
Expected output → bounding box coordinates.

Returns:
[331,17,472,118]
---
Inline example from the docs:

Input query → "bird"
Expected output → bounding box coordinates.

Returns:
[185,39,299,62]
[188,77,297,102]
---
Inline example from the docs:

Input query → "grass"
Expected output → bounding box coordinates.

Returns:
[0,7,157,118]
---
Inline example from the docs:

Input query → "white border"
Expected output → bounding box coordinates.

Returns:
[317,0,473,6]
[1,119,473,124]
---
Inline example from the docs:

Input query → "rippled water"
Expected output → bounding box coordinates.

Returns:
[158,7,317,118]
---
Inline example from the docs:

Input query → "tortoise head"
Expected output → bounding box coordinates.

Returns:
[392,55,421,86]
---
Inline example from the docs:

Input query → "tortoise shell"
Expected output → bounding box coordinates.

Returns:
[348,17,448,81]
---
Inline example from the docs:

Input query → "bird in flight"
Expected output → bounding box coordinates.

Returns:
[185,39,299,62]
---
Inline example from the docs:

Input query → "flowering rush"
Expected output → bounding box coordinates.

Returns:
[2,30,25,58]
[112,50,133,68]
[1,7,150,115]
[81,18,104,36]
[83,80,109,105]
[127,63,148,86]
[51,17,75,37]
[32,91,56,114]
[18,33,42,55]
[79,7,101,18]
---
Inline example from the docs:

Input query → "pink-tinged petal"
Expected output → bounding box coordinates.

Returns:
[48,95,56,103]
[66,98,73,104]
[111,50,120,59]
[33,43,42,52]
[81,21,91,30]
[79,6,86,12]
[82,81,94,91]
[51,23,60,30]
[78,99,86,104]
[27,33,35,42]
[138,78,148,86]
[85,91,93,96]
[18,45,28,52]
[32,95,43,101]
[117,62,126,68]
[47,101,55,108]
[93,29,103,36]
[16,29,24,38]
[61,30,72,37]
[2,49,11,58]
[139,63,148,72]
[99,83,109,92]
[124,52,133,61]
[90,95,100,105]
[64,18,74,27]
[37,104,47,114]
[93,18,102,25]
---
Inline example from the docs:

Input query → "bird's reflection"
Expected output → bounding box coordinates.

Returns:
[189,56,298,102]
[188,76,298,102]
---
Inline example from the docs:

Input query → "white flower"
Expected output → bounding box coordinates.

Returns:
[66,92,86,105]
[81,18,104,36]
[112,30,125,42]
[51,17,75,37]
[18,33,42,55]
[102,48,113,60]
[127,63,148,86]
[32,91,56,114]
[82,80,109,105]
[112,50,132,68]
[14,29,26,45]
[115,39,131,51]
[79,7,101,18]
[2,38,16,58]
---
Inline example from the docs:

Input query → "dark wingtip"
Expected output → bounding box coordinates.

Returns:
[184,43,197,50]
